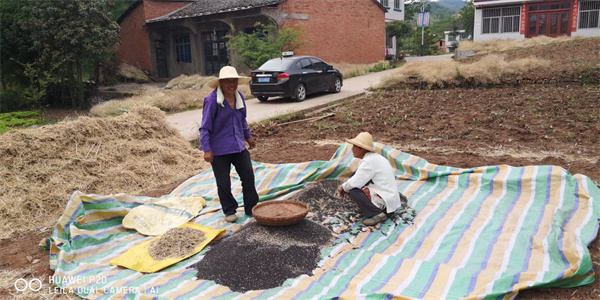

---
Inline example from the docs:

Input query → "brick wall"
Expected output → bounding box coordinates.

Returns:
[115,0,190,72]
[116,4,152,71]
[143,0,190,21]
[276,0,386,64]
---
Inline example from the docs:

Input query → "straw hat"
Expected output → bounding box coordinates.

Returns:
[206,66,251,89]
[346,132,374,152]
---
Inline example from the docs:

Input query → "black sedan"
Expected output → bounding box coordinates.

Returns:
[249,55,343,102]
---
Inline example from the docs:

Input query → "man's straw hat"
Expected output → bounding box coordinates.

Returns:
[207,66,251,89]
[346,132,374,152]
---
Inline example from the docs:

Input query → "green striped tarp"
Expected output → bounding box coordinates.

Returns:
[43,142,600,299]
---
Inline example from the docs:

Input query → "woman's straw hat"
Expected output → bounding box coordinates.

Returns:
[207,66,251,89]
[346,132,374,152]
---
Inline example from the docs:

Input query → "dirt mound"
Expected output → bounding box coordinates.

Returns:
[0,107,209,238]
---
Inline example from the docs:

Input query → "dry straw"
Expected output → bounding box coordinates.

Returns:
[90,74,252,117]
[0,107,209,238]
[117,63,151,83]
[380,54,550,88]
[149,227,207,261]
[458,35,583,54]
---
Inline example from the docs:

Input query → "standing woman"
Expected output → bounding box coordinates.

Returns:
[200,66,259,223]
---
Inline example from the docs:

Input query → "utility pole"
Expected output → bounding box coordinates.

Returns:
[421,1,426,56]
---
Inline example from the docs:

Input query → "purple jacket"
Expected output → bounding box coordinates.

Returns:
[199,89,252,156]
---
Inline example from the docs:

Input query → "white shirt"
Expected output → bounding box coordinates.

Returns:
[341,152,401,213]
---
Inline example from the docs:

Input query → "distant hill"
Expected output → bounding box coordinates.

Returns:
[437,0,467,11]
[429,0,466,20]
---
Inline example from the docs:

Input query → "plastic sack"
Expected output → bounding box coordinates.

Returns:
[122,196,206,236]
[110,222,225,273]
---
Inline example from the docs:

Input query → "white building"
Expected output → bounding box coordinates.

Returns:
[473,0,600,41]
[444,30,470,52]
[379,0,406,56]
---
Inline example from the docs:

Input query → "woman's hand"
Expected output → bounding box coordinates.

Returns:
[338,186,346,198]
[203,151,213,163]
[246,137,256,149]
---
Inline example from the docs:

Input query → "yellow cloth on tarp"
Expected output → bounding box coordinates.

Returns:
[110,223,225,273]
[122,196,206,236]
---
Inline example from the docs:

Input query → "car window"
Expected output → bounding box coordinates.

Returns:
[310,58,328,70]
[259,58,294,71]
[297,58,312,70]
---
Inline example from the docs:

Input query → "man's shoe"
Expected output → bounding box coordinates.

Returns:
[362,213,387,226]
[225,214,238,223]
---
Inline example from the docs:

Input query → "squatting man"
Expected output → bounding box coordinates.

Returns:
[338,132,406,226]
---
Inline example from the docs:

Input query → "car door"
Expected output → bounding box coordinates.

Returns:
[297,58,319,94]
[309,58,333,92]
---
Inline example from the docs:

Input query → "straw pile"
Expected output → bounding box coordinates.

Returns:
[0,107,209,238]
[149,227,207,261]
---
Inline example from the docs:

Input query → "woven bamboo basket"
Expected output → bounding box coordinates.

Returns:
[252,200,309,226]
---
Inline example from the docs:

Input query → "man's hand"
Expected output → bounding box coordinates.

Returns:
[247,137,256,149]
[203,151,214,163]
[338,186,346,198]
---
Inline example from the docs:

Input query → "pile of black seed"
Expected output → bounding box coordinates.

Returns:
[293,179,362,228]
[193,220,333,293]
[293,179,417,231]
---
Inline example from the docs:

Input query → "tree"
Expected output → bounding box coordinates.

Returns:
[459,0,475,39]
[226,22,306,70]
[0,1,37,92]
[386,21,413,50]
[23,0,119,108]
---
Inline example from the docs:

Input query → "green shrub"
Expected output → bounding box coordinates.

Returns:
[0,110,45,134]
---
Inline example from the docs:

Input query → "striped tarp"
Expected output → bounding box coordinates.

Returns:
[44,143,600,299]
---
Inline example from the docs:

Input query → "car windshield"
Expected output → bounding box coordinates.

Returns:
[258,58,295,71]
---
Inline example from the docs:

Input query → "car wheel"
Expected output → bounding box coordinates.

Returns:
[293,83,306,102]
[257,96,268,102]
[330,77,342,93]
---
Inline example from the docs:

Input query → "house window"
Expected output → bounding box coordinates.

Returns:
[174,34,191,63]
[381,0,389,7]
[579,0,600,29]
[448,35,457,42]
[394,0,401,10]
[482,6,520,34]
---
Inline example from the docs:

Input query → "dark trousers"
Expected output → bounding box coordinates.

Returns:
[348,188,385,218]
[211,149,258,216]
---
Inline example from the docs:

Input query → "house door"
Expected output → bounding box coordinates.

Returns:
[526,2,572,37]
[155,40,168,78]
[202,31,229,76]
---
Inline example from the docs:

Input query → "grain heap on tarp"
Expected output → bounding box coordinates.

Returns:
[0,106,209,238]
[194,220,334,293]
[149,227,207,261]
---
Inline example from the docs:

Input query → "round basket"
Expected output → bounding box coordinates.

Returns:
[252,200,309,226]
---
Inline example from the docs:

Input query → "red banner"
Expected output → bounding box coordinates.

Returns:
[572,0,579,31]
[520,4,527,34]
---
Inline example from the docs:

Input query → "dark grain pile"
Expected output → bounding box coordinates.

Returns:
[293,179,417,231]
[293,179,361,227]
[193,220,333,293]
[149,227,206,261]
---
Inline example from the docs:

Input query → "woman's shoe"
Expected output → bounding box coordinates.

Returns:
[362,213,387,226]
[225,214,238,223]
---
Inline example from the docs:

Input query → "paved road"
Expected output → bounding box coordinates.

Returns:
[166,54,453,141]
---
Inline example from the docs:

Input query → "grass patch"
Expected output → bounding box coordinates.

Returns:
[380,54,550,88]
[334,61,401,79]
[0,111,48,134]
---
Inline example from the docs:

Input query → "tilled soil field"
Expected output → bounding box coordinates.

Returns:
[247,86,599,299]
